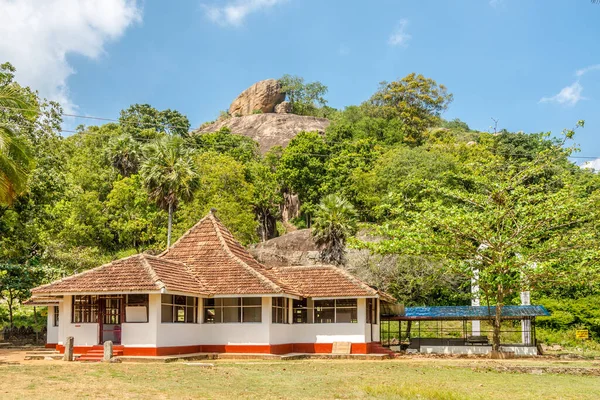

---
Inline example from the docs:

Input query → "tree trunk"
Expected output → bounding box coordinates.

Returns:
[493,303,503,352]
[7,290,14,329]
[167,202,173,248]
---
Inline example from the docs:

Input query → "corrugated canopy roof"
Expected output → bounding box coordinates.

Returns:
[383,305,550,320]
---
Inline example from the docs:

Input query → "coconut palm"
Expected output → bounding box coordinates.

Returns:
[311,194,358,265]
[140,137,198,247]
[0,85,35,205]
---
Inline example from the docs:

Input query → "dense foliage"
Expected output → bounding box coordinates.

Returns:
[2,64,600,348]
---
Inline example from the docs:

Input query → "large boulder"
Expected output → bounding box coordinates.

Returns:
[229,79,286,116]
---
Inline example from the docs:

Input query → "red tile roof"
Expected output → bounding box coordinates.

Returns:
[161,213,300,295]
[31,254,206,295]
[271,265,379,298]
[31,211,394,302]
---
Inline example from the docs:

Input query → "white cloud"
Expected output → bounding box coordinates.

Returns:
[539,81,584,107]
[489,0,503,8]
[388,19,411,47]
[581,158,600,172]
[0,0,141,113]
[575,64,600,77]
[203,0,287,27]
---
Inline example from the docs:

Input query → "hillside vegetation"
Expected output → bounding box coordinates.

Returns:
[1,64,600,350]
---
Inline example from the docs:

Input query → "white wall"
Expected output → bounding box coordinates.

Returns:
[122,294,159,347]
[58,295,98,346]
[46,306,58,344]
[270,298,371,344]
[55,295,381,348]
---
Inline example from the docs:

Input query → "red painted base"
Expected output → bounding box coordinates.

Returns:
[45,343,58,349]
[53,342,379,357]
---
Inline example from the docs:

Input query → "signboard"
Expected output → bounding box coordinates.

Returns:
[576,330,589,340]
[332,342,352,354]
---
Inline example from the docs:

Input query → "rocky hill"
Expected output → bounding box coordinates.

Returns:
[195,114,330,154]
[193,78,330,153]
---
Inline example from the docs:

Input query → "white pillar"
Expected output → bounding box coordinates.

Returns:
[521,291,531,344]
[471,269,480,336]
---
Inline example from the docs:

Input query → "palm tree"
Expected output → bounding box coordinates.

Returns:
[140,137,198,247]
[311,194,358,265]
[0,85,35,205]
[109,134,141,177]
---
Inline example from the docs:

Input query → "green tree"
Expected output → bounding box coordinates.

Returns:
[0,263,44,328]
[312,194,358,265]
[373,123,600,351]
[192,127,259,164]
[140,137,198,247]
[277,131,329,224]
[108,133,142,177]
[119,103,190,139]
[366,73,453,146]
[176,152,258,244]
[106,175,165,251]
[0,63,36,205]
[279,75,329,117]
[248,161,281,242]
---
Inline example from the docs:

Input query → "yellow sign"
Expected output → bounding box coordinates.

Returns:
[576,330,589,340]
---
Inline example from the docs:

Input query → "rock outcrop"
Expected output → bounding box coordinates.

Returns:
[229,79,286,116]
[195,114,330,154]
[250,229,320,267]
[275,101,292,114]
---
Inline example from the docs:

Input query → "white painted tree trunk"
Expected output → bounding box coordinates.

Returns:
[521,290,531,345]
[471,268,481,336]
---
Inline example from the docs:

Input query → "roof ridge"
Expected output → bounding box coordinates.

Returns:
[144,254,211,295]
[208,213,283,293]
[158,213,213,257]
[31,253,146,293]
[140,255,166,291]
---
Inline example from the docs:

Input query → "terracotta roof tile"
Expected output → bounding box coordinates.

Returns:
[272,265,379,298]
[160,212,300,296]
[31,254,207,295]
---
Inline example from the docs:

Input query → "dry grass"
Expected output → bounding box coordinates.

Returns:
[1,353,600,399]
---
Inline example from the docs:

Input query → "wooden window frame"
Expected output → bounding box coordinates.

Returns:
[125,294,149,323]
[271,298,289,324]
[161,294,198,324]
[203,297,262,323]
[53,305,59,327]
[72,295,99,324]
[314,299,358,324]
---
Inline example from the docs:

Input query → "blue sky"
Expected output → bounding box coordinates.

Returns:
[1,0,599,163]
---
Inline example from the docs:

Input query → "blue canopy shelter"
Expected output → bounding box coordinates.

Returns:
[380,305,550,350]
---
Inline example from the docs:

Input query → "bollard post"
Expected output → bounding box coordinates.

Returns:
[64,336,74,361]
[103,341,113,362]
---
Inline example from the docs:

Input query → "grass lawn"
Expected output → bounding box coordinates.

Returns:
[2,358,600,400]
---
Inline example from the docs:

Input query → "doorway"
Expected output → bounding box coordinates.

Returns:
[99,296,122,345]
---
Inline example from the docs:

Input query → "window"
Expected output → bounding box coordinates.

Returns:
[72,295,98,323]
[272,298,289,324]
[203,297,262,323]
[314,299,357,323]
[125,294,149,323]
[161,294,197,323]
[366,298,377,324]
[53,306,59,327]
[293,298,310,324]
